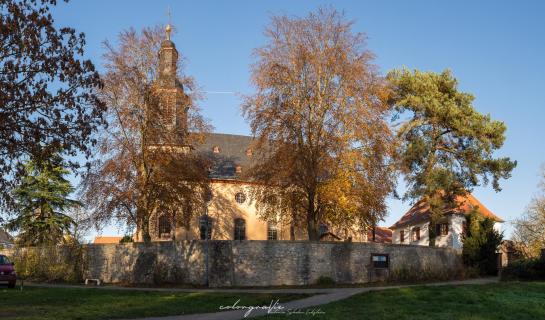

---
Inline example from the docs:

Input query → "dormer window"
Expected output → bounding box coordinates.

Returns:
[236,165,242,173]
[213,146,220,153]
[246,148,253,157]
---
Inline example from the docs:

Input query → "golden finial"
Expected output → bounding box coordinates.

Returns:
[166,24,171,40]
[166,6,172,40]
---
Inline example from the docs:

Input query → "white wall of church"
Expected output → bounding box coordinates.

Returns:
[173,180,368,242]
[175,180,310,241]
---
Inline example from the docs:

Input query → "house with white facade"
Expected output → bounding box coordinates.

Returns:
[390,194,503,249]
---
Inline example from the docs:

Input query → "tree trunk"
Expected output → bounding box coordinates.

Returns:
[137,205,151,243]
[428,219,436,247]
[307,219,320,241]
[306,192,320,241]
[289,224,295,241]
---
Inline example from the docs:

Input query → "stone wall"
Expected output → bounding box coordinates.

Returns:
[1,241,463,287]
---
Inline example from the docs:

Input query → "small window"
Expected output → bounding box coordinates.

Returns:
[400,230,405,243]
[267,223,278,240]
[371,254,389,269]
[435,223,449,236]
[246,148,253,157]
[199,215,213,240]
[236,165,242,173]
[440,223,449,236]
[234,218,246,240]
[158,214,171,238]
[213,146,220,153]
[235,192,246,204]
[412,227,420,242]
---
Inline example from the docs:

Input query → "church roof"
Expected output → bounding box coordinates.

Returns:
[196,133,256,180]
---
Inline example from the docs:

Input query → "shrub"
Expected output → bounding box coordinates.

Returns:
[462,212,503,276]
[389,265,476,283]
[501,258,545,281]
[9,243,84,283]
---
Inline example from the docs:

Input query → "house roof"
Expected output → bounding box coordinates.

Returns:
[390,193,504,229]
[93,236,123,244]
[0,228,13,244]
[367,227,393,243]
[196,133,256,180]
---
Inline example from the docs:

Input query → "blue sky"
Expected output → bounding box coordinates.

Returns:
[51,0,545,239]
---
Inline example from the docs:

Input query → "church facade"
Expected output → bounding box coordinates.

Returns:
[140,28,375,243]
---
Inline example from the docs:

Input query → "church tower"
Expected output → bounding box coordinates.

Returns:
[145,24,190,152]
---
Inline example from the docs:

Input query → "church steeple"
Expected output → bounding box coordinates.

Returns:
[145,24,190,152]
[158,32,178,89]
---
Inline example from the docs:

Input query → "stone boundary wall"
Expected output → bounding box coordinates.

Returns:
[1,241,462,287]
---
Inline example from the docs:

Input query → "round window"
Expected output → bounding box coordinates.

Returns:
[235,192,246,204]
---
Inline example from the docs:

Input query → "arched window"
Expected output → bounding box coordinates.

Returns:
[158,215,171,238]
[199,215,213,240]
[234,218,246,240]
[267,223,278,240]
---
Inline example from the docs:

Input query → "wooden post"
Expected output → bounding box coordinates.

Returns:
[540,248,545,262]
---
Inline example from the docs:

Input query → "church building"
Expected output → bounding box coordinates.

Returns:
[140,26,383,243]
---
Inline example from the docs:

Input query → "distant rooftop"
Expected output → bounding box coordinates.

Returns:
[93,236,123,244]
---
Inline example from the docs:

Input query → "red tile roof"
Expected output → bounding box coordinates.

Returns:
[93,236,123,244]
[367,227,393,243]
[390,193,503,229]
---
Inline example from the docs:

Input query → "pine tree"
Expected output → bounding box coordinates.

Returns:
[7,154,78,246]
[387,69,516,245]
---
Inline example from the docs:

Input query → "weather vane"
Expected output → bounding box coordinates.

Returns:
[165,6,172,40]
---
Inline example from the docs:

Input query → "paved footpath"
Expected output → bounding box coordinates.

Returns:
[28,277,499,320]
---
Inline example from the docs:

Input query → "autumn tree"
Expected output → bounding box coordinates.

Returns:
[7,153,78,246]
[0,0,105,209]
[243,8,395,241]
[513,168,545,257]
[79,26,210,242]
[387,69,516,245]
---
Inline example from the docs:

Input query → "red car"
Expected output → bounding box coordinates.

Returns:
[0,254,16,288]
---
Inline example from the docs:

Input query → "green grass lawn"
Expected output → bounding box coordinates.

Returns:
[262,281,545,320]
[0,286,308,320]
